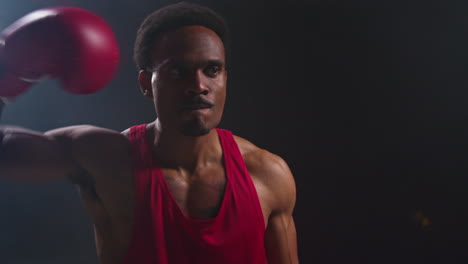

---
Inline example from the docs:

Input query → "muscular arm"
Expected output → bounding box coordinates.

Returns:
[0,125,79,181]
[0,125,127,182]
[263,154,298,264]
[238,136,298,264]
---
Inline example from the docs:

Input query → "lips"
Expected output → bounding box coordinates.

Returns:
[181,103,213,110]
[179,97,214,111]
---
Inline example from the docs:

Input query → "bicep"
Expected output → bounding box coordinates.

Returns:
[0,127,78,181]
[241,142,299,263]
[260,152,299,263]
[265,213,299,264]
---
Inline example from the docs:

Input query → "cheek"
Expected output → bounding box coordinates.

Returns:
[151,76,170,114]
[216,80,227,105]
[152,76,172,100]
[212,75,227,99]
[150,73,159,96]
[217,89,226,105]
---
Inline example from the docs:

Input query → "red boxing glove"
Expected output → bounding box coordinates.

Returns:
[0,6,120,97]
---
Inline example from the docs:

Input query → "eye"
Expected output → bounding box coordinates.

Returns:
[204,65,222,77]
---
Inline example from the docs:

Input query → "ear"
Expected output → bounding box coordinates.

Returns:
[138,70,154,99]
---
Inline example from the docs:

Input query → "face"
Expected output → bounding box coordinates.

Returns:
[139,25,227,137]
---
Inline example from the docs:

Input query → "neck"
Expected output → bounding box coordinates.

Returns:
[150,119,221,172]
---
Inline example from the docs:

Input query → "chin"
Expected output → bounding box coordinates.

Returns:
[180,119,212,137]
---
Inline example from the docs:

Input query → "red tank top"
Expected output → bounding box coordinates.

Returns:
[121,125,268,264]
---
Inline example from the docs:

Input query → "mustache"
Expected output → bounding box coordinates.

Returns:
[179,96,214,109]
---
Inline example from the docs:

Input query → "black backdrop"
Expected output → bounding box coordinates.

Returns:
[1,0,468,263]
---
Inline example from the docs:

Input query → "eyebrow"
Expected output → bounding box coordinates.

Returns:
[205,59,225,67]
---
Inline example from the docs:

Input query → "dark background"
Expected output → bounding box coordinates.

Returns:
[1,0,468,263]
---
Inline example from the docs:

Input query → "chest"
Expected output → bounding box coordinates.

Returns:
[79,162,272,264]
[161,167,227,219]
[84,162,271,227]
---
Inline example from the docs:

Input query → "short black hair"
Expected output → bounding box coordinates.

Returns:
[134,2,230,71]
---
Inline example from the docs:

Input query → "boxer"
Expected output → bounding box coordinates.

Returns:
[0,2,298,264]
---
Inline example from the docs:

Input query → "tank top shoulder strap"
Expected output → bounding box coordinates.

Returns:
[122,124,157,263]
[215,128,266,230]
[128,124,146,142]
[128,124,150,168]
[215,128,251,182]
[215,128,241,161]
[128,124,153,204]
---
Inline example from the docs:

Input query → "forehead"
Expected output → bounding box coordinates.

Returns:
[151,25,225,67]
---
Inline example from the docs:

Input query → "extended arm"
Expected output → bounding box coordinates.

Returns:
[0,125,80,181]
[0,124,130,182]
[0,123,129,182]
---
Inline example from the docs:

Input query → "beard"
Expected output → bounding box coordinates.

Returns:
[180,118,211,137]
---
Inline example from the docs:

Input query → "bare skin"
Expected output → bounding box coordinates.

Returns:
[0,25,298,264]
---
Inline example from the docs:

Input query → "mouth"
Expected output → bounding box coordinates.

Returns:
[179,96,214,111]
[181,103,213,111]
[178,96,215,114]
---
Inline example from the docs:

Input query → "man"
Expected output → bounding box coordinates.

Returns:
[0,2,298,263]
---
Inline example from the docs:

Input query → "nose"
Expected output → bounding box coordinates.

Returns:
[185,70,209,96]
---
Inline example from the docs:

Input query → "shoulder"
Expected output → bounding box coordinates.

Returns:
[233,135,286,175]
[121,123,151,138]
[46,124,120,137]
[233,134,296,214]
[45,125,128,146]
